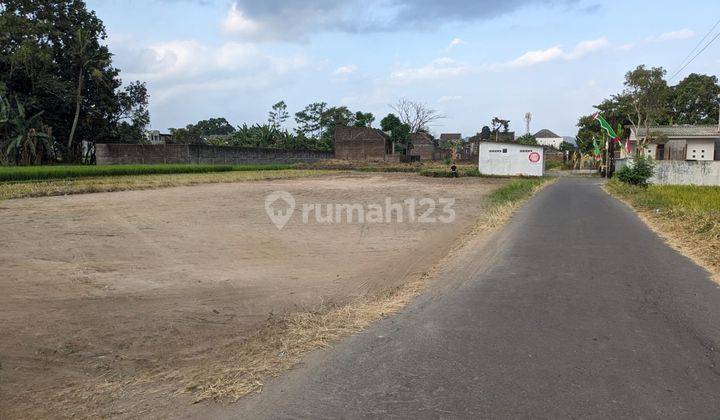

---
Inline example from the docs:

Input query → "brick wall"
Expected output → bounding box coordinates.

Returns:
[95,143,332,165]
[334,127,389,160]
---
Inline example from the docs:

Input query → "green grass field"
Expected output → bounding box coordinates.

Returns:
[0,163,296,182]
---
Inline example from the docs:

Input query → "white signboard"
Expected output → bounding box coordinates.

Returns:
[478,142,544,177]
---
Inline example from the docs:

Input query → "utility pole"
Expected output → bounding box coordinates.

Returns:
[717,93,720,133]
[524,112,532,135]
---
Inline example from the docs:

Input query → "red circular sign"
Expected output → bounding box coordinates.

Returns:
[529,152,541,163]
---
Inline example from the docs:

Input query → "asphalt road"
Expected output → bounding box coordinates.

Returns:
[208,177,720,418]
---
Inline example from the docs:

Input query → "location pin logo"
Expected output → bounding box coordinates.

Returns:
[265,191,295,230]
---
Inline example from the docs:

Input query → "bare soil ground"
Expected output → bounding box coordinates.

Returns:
[0,172,504,418]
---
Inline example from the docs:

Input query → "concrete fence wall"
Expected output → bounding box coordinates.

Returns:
[616,159,720,186]
[96,143,333,165]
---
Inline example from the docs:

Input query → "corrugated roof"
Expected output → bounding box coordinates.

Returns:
[533,129,561,138]
[636,125,720,137]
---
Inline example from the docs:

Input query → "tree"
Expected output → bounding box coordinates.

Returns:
[623,65,670,150]
[168,117,235,144]
[380,113,411,153]
[0,96,53,165]
[114,81,149,142]
[67,28,110,159]
[0,0,148,162]
[295,102,328,138]
[353,111,375,127]
[671,73,720,125]
[516,134,538,146]
[390,98,445,133]
[490,117,510,133]
[268,100,289,129]
[479,125,492,140]
[380,114,402,132]
[194,118,235,135]
[559,141,576,152]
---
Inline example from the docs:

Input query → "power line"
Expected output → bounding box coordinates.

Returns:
[669,17,720,81]
[669,29,720,81]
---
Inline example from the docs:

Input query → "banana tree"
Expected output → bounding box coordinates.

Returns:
[1,96,53,165]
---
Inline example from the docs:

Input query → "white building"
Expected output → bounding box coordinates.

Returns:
[617,125,720,185]
[533,129,564,149]
[478,141,544,177]
[625,125,719,161]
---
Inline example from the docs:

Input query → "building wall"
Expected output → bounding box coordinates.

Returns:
[96,143,332,165]
[478,142,544,177]
[410,133,436,161]
[334,127,389,160]
[651,160,720,185]
[536,137,563,148]
[616,159,720,185]
[686,139,715,161]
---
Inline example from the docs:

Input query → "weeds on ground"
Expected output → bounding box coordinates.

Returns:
[607,179,720,276]
[0,163,297,182]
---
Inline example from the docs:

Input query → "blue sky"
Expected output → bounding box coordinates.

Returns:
[88,0,720,137]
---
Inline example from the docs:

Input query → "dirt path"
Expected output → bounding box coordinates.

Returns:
[0,172,504,418]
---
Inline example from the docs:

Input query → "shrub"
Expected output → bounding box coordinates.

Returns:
[616,155,654,186]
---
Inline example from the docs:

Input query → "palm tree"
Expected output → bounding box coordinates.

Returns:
[67,29,107,161]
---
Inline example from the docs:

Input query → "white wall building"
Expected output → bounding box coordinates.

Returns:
[533,129,564,149]
[478,142,544,177]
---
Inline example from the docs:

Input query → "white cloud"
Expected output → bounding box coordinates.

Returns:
[222,3,262,37]
[390,57,472,84]
[500,37,609,68]
[334,64,358,75]
[447,38,464,50]
[438,95,463,103]
[616,43,634,51]
[651,28,696,42]
[114,38,307,104]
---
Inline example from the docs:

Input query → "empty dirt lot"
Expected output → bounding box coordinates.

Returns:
[0,172,505,418]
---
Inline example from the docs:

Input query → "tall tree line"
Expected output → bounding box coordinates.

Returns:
[0,0,149,164]
[576,66,720,154]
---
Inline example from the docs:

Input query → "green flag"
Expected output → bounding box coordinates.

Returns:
[592,137,602,161]
[593,113,618,139]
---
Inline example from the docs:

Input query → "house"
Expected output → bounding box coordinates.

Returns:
[625,125,720,161]
[334,127,393,160]
[439,133,462,144]
[534,129,564,149]
[478,141,544,177]
[145,130,173,145]
[409,132,436,161]
[618,125,720,185]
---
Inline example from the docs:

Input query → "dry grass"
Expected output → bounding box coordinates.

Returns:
[606,179,720,281]
[186,281,427,402]
[4,175,553,418]
[0,169,334,200]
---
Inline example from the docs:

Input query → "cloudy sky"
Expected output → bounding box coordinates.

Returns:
[89,0,720,137]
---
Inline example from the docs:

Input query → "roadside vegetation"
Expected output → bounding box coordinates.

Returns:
[0,163,296,182]
[607,179,720,278]
[187,176,554,403]
[0,169,332,200]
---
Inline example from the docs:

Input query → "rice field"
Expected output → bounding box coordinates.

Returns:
[0,163,296,182]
